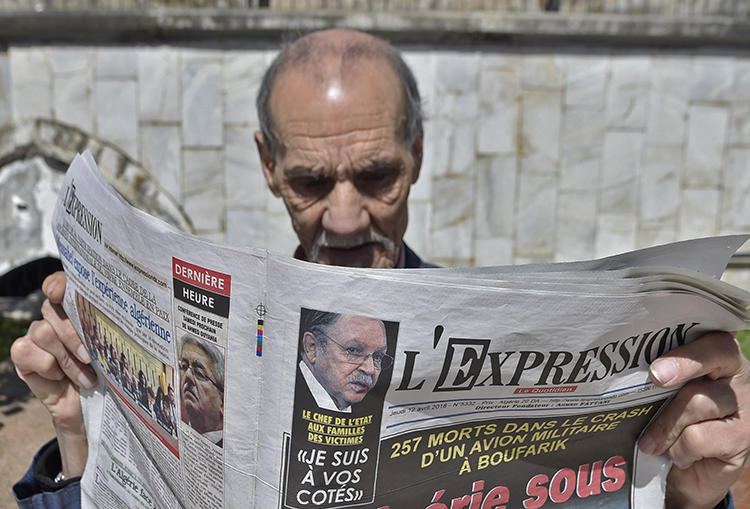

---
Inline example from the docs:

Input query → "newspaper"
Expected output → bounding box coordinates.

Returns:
[52,152,750,509]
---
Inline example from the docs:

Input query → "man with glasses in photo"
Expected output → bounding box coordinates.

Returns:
[178,335,225,447]
[299,310,392,413]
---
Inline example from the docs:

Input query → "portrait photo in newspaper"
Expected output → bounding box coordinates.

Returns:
[178,334,226,448]
[283,308,399,509]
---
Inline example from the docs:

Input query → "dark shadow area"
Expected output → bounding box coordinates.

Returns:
[0,256,63,297]
[0,316,31,364]
[3,405,23,416]
[0,359,32,414]
[1,257,63,364]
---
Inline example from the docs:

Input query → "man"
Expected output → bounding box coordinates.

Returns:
[137,369,150,411]
[10,29,749,509]
[298,310,391,412]
[254,27,431,270]
[119,353,135,399]
[178,335,225,446]
[166,384,177,432]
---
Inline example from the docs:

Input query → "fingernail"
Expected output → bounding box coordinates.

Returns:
[638,435,658,455]
[650,358,679,386]
[77,370,97,389]
[76,344,92,364]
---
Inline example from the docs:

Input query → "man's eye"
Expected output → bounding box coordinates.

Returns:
[354,169,398,196]
[288,175,334,198]
[372,352,384,362]
[346,347,364,356]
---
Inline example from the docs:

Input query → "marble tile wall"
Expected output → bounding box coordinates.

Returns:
[1,46,749,283]
[0,55,10,127]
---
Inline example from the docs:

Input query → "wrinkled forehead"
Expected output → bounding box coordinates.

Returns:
[269,57,407,142]
[181,342,210,363]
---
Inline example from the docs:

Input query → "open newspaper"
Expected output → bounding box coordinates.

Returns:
[54,152,750,509]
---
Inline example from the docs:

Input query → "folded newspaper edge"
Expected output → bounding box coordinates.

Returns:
[52,152,749,509]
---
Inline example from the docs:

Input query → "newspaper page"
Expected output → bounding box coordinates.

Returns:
[51,152,750,509]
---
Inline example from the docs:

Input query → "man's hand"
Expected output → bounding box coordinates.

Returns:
[10,271,95,478]
[639,331,750,509]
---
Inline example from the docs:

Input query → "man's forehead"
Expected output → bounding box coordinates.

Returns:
[278,113,399,143]
[333,315,387,341]
[182,342,208,359]
[269,57,406,137]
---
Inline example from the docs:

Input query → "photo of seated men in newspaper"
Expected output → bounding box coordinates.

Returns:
[178,334,226,448]
[75,291,179,454]
[283,308,399,509]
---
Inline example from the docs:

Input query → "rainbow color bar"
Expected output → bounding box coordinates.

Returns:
[256,319,264,356]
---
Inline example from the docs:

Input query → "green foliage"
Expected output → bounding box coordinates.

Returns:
[738,330,750,361]
[0,317,30,364]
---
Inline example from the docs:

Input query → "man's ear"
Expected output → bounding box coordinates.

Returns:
[302,332,318,363]
[255,130,281,197]
[410,131,423,184]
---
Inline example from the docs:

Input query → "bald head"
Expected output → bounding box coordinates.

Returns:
[274,29,389,81]
[256,29,423,159]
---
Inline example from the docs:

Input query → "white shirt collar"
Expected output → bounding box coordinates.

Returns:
[299,360,351,413]
[202,429,223,446]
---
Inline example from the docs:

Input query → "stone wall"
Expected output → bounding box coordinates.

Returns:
[1,43,749,287]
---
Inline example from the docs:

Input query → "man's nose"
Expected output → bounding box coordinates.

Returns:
[358,354,378,375]
[322,181,369,237]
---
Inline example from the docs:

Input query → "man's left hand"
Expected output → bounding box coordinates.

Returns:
[639,331,750,509]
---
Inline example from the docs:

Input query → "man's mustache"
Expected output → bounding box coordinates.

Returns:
[309,229,396,265]
[350,372,374,388]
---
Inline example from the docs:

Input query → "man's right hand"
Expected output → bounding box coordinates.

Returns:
[10,271,95,478]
